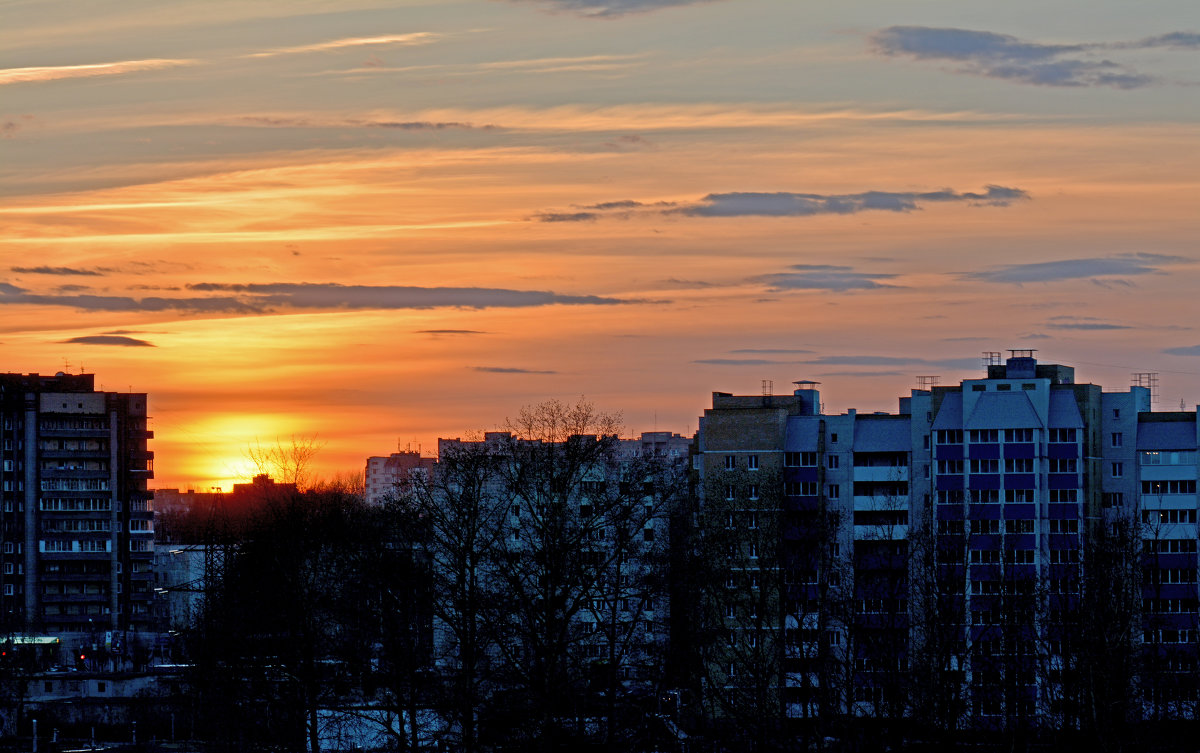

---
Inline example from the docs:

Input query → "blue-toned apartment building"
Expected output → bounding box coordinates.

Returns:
[696,351,1199,727]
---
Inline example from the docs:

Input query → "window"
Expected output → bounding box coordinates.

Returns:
[1049,489,1078,503]
[1111,432,1123,448]
[725,455,735,470]
[1142,480,1198,495]
[1005,429,1034,442]
[1111,462,1124,478]
[785,481,818,496]
[785,452,817,467]
[827,484,840,500]
[747,454,758,470]
[830,433,838,444]
[827,454,839,469]
[1113,408,1120,419]
[748,512,758,529]
[1049,429,1077,443]
[1022,383,1037,391]
[972,384,986,392]
[1005,458,1033,473]
[1005,489,1035,503]
[748,484,760,500]
[936,430,963,444]
[1104,492,1124,508]
[969,429,998,443]
[969,519,1000,535]
[1049,458,1077,473]
[969,458,999,474]
[725,485,736,501]
[938,460,964,474]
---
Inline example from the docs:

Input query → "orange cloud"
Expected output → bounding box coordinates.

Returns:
[0,58,196,85]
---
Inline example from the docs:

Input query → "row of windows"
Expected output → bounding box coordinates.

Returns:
[40,540,111,553]
[40,479,109,491]
[1145,539,1199,554]
[1142,451,1199,466]
[40,519,111,533]
[1143,480,1198,496]
[970,549,1034,564]
[938,459,1078,475]
[38,439,105,452]
[1143,509,1199,525]
[39,498,112,512]
[1144,598,1198,614]
[39,418,107,431]
[1145,629,1198,644]
[1149,568,1197,584]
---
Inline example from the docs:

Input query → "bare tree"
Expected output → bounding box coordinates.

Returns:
[245,434,326,490]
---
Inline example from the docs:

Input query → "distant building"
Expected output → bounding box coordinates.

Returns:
[364,451,436,505]
[0,372,154,644]
[433,429,692,691]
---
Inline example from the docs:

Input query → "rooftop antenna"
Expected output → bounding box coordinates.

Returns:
[1132,372,1160,410]
[916,375,940,391]
[982,352,1002,368]
[762,379,773,397]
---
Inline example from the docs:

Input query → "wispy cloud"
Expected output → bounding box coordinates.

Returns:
[417,329,489,336]
[477,53,646,73]
[869,26,1200,88]
[0,58,195,86]
[804,355,929,366]
[753,265,900,293]
[0,281,647,315]
[693,358,790,366]
[731,348,814,355]
[236,115,496,131]
[1164,345,1200,356]
[676,186,1026,217]
[247,33,441,59]
[965,253,1188,284]
[535,185,1026,222]
[12,266,105,276]
[1045,316,1132,331]
[60,335,154,347]
[471,366,557,374]
[817,370,908,378]
[515,0,722,18]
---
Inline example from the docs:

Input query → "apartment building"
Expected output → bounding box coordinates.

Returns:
[0,372,154,642]
[696,352,1200,726]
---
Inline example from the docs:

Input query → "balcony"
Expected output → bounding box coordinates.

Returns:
[852,466,909,483]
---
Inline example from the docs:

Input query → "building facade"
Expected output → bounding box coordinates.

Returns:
[364,451,436,505]
[696,352,1200,728]
[0,372,154,641]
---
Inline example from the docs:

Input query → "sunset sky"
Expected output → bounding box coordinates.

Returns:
[3,0,1199,490]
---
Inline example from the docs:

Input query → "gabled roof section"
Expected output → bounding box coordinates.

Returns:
[965,392,1043,430]
[931,392,963,430]
[1047,389,1084,428]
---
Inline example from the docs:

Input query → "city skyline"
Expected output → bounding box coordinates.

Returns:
[3,0,1199,490]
